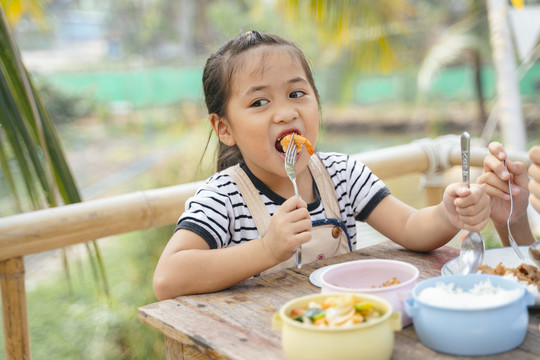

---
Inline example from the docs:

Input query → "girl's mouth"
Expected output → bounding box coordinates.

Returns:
[275,137,285,153]
[275,131,299,154]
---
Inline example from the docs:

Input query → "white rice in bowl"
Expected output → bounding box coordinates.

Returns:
[418,279,522,308]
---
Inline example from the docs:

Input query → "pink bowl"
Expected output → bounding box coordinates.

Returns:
[320,259,419,327]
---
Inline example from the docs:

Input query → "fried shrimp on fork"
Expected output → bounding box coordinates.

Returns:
[280,134,315,155]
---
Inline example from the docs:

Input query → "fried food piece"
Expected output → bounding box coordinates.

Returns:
[477,262,540,291]
[280,134,315,155]
[477,263,506,275]
[371,277,402,288]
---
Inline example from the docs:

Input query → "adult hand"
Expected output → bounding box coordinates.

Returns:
[477,142,529,227]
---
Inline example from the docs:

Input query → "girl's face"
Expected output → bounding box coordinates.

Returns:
[221,46,319,185]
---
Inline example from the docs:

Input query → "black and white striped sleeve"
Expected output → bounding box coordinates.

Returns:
[175,173,237,249]
[345,155,390,221]
[319,152,390,222]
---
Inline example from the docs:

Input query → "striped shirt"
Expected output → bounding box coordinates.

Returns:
[176,152,390,249]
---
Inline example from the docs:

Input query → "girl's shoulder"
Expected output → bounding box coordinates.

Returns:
[315,151,365,171]
[315,151,349,166]
[315,151,375,183]
[192,168,240,200]
[204,168,237,187]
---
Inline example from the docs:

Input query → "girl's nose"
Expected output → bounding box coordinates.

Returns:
[273,106,299,123]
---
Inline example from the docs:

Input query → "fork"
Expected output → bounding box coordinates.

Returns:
[284,133,302,268]
[504,159,525,260]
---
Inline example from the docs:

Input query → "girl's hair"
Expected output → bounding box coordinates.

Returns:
[202,30,320,171]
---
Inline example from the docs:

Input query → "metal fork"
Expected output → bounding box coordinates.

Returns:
[504,159,525,260]
[284,133,302,268]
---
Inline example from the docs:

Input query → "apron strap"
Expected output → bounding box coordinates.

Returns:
[223,154,341,238]
[308,155,341,220]
[222,165,271,237]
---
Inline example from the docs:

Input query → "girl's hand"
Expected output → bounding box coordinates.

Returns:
[528,146,540,213]
[477,142,529,226]
[261,196,312,262]
[442,183,490,232]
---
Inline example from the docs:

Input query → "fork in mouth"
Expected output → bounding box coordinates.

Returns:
[284,133,303,268]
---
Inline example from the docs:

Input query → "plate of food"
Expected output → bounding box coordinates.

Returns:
[441,246,540,306]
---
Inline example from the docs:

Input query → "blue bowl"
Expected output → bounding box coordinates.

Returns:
[405,274,534,356]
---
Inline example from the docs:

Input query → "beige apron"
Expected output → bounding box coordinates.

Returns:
[224,155,350,275]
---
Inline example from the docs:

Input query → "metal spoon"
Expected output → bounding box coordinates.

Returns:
[458,132,485,274]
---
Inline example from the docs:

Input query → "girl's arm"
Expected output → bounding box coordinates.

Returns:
[366,183,490,252]
[153,196,311,300]
[153,230,276,300]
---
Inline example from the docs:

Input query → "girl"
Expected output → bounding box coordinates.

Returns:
[477,142,535,246]
[153,31,490,300]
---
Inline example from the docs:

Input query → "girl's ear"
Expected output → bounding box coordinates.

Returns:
[209,114,236,146]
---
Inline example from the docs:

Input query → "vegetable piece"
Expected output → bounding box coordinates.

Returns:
[354,301,374,313]
[293,307,325,322]
[290,308,304,317]
[288,294,384,328]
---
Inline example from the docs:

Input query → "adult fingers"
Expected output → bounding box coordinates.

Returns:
[482,152,509,180]
[529,146,540,165]
[529,163,540,182]
[476,172,510,199]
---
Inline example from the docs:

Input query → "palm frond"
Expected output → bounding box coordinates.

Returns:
[0,130,23,212]
[418,33,479,93]
[417,16,483,94]
[0,3,108,296]
[0,0,51,29]
[281,0,416,73]
[0,3,58,209]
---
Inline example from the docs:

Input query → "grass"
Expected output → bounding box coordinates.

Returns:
[0,226,172,359]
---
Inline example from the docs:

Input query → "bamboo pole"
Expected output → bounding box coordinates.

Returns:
[353,143,430,178]
[0,145,530,262]
[0,181,202,262]
[425,187,445,207]
[0,257,31,360]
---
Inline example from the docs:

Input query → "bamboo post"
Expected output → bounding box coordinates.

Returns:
[486,0,526,151]
[0,256,31,360]
[424,186,445,206]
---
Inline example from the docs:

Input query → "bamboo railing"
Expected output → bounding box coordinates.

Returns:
[0,138,530,360]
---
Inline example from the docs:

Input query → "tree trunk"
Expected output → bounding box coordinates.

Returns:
[472,50,487,134]
[486,0,526,151]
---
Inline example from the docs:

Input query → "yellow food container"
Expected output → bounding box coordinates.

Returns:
[272,293,401,360]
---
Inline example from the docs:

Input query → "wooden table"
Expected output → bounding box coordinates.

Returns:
[138,241,540,360]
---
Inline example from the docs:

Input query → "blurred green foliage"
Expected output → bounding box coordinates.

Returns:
[0,226,171,359]
[34,79,98,124]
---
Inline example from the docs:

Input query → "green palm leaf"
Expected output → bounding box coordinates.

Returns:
[0,3,108,295]
[281,0,416,73]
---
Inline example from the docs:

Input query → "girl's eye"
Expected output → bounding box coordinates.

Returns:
[290,90,305,99]
[251,99,269,107]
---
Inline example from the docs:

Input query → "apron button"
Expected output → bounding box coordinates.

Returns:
[332,226,341,238]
